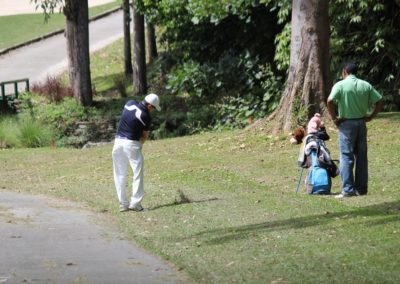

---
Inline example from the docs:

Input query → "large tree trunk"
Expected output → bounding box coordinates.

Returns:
[132,1,147,96]
[123,0,133,75]
[146,21,158,64]
[64,0,92,106]
[269,0,330,133]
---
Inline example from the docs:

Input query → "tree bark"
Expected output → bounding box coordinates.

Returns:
[132,1,147,96]
[123,0,133,75]
[64,0,92,106]
[146,21,158,64]
[268,0,330,133]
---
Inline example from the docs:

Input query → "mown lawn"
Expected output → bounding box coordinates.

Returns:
[0,1,120,50]
[1,113,399,283]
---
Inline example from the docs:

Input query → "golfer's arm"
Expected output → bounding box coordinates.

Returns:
[140,131,150,144]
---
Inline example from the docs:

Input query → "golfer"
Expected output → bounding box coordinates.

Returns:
[112,93,161,212]
[327,62,383,198]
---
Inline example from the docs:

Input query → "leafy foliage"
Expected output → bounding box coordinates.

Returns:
[18,92,110,147]
[151,94,216,139]
[330,0,400,110]
[10,0,399,144]
[142,0,287,131]
[163,51,283,130]
[215,59,282,128]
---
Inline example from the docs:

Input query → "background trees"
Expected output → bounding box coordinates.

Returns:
[269,0,330,132]
[132,0,147,96]
[140,0,398,132]
[64,0,92,106]
[33,0,92,106]
[123,0,133,76]
[330,0,400,110]
[31,0,399,135]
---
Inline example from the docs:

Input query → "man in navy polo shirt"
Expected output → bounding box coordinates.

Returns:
[112,93,161,212]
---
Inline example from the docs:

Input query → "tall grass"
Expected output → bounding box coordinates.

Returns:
[18,119,51,148]
[0,117,20,148]
[0,117,51,148]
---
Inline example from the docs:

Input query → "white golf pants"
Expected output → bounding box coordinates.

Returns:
[112,138,144,207]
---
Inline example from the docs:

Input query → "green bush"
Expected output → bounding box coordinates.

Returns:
[18,93,109,147]
[151,95,215,139]
[213,62,282,129]
[166,60,222,99]
[18,119,51,148]
[0,116,51,148]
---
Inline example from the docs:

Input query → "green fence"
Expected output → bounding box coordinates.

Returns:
[0,78,29,112]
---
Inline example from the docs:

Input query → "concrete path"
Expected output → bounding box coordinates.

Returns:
[0,1,123,85]
[0,191,186,284]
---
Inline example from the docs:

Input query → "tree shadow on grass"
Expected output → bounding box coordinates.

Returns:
[379,112,400,120]
[188,200,400,245]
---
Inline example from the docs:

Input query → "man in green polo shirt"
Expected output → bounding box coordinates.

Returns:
[327,62,384,198]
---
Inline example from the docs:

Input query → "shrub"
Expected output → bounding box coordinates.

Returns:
[31,76,74,103]
[18,93,116,147]
[151,95,215,139]
[18,119,51,148]
[18,93,92,146]
[166,60,221,99]
[214,62,283,129]
[0,116,51,148]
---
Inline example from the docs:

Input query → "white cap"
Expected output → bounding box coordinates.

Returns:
[144,93,161,111]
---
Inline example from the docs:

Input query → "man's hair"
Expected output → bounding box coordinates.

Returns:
[342,62,358,74]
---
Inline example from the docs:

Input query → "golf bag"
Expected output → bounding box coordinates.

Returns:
[306,149,331,194]
[297,135,339,194]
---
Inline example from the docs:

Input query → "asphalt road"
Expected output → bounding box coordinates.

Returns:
[0,192,186,283]
[0,10,123,85]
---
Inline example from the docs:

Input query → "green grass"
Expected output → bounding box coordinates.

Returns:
[0,116,21,147]
[0,1,120,50]
[0,113,399,283]
[0,116,52,148]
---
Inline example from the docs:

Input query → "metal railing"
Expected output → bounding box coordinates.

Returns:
[0,78,30,102]
[0,78,29,112]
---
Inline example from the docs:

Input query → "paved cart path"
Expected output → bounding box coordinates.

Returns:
[0,191,187,284]
[0,10,123,85]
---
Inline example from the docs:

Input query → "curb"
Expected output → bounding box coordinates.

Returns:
[0,6,122,57]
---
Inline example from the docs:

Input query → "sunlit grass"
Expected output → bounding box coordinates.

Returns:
[1,113,399,283]
[0,1,120,50]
